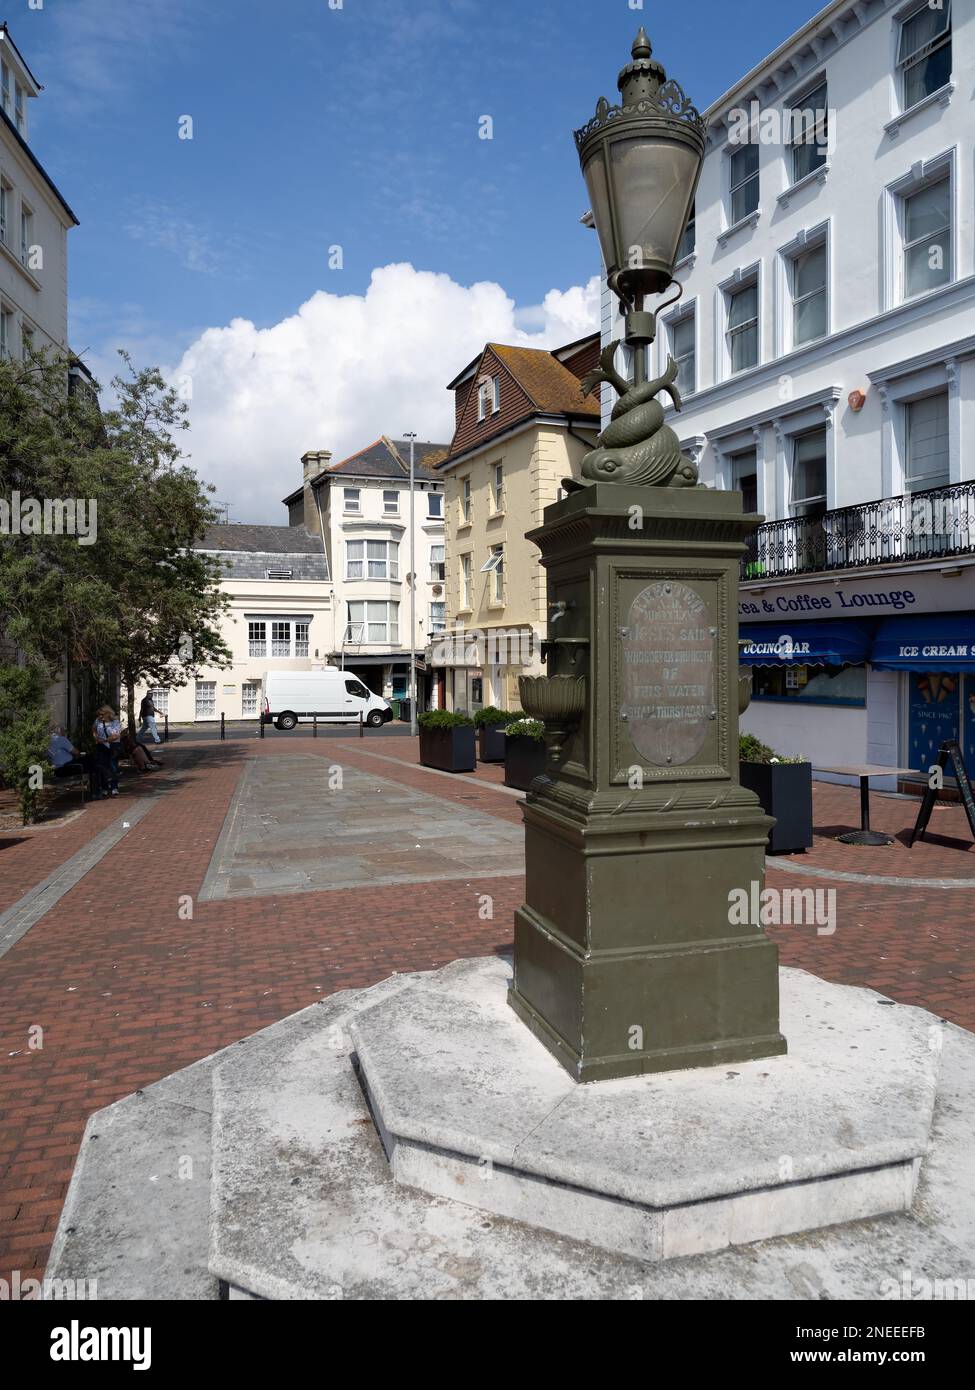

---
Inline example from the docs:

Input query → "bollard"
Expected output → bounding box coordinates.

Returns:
[220,712,225,741]
[259,714,265,739]
[164,713,169,743]
[359,711,364,739]
[313,714,318,739]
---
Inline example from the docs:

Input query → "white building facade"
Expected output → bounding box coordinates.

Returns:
[603,0,975,787]
[0,24,76,357]
[130,523,333,726]
[283,439,447,708]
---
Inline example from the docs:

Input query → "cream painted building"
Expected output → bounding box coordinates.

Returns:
[131,523,333,726]
[283,438,447,706]
[0,23,76,357]
[435,336,600,713]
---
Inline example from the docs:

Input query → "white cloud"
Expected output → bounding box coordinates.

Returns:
[166,263,600,523]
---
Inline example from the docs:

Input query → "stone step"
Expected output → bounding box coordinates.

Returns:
[47,958,975,1300]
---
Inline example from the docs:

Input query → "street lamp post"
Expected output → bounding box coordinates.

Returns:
[403,431,418,737]
[509,27,786,1081]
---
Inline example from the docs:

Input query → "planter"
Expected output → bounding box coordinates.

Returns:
[419,725,475,774]
[504,735,547,792]
[478,726,507,763]
[739,761,813,854]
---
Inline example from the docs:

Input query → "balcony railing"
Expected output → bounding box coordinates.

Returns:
[741,480,975,581]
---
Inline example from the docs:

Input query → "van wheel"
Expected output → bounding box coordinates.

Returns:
[366,711,384,728]
[276,713,298,731]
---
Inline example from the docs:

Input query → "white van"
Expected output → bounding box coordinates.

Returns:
[261,669,392,730]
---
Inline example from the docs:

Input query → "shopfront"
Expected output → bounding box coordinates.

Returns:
[738,564,975,786]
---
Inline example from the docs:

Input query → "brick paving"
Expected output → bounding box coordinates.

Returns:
[0,733,972,1282]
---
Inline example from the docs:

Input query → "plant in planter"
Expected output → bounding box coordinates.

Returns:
[739,734,813,854]
[473,706,510,763]
[417,709,476,773]
[503,717,547,792]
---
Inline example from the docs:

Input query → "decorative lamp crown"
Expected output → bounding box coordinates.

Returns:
[575,28,706,311]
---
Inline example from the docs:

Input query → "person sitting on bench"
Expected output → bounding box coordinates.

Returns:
[48,725,96,797]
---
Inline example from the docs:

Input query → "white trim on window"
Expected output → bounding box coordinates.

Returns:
[717,263,762,380]
[882,148,956,311]
[774,221,831,357]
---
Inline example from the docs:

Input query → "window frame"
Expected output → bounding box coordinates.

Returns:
[790,428,829,520]
[905,390,950,494]
[429,543,445,583]
[789,79,829,186]
[460,553,472,610]
[901,176,952,301]
[343,486,361,514]
[382,489,399,515]
[897,0,952,112]
[729,142,760,226]
[724,276,760,376]
[492,462,504,513]
[195,681,217,720]
[248,620,267,657]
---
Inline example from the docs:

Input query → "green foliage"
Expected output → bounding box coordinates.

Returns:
[0,665,51,824]
[739,733,776,764]
[417,709,474,730]
[739,733,808,765]
[0,347,232,730]
[473,706,510,727]
[504,718,545,742]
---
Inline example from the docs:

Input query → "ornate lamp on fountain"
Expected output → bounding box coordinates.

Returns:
[508,27,787,1081]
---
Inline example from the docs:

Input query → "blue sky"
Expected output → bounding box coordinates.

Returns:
[19,0,828,517]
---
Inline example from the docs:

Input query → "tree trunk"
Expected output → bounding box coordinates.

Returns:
[124,668,137,732]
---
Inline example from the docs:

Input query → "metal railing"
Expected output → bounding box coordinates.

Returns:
[742,480,975,580]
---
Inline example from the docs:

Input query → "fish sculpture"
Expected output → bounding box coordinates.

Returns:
[565,342,699,491]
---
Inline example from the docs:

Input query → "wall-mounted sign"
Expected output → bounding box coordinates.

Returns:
[740,568,973,620]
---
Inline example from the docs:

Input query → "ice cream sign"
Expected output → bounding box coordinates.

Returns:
[897,644,970,659]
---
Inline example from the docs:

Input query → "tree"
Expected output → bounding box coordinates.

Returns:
[0,664,50,825]
[0,349,231,735]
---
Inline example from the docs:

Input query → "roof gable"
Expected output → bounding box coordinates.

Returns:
[445,336,599,463]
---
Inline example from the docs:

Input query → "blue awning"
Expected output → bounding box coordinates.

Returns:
[740,620,873,666]
[870,615,975,671]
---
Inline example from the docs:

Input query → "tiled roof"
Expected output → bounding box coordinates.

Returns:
[195,524,324,555]
[327,436,448,482]
[489,343,600,418]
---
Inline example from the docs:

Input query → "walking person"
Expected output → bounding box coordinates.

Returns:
[138,691,162,744]
[92,705,122,798]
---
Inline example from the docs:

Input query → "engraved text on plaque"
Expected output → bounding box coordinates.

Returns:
[622,580,715,766]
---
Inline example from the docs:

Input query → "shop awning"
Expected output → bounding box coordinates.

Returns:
[870,615,975,671]
[739,620,874,666]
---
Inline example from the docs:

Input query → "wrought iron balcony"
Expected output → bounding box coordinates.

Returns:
[741,480,975,581]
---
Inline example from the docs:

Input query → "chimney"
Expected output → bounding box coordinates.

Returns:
[299,450,331,534]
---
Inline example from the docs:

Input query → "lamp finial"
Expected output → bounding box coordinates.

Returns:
[632,27,652,60]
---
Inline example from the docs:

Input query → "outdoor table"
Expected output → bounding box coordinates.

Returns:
[814,764,918,846]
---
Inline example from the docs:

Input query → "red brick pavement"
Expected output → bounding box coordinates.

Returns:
[0,735,972,1282]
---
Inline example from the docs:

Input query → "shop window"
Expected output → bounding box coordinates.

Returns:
[751,664,867,706]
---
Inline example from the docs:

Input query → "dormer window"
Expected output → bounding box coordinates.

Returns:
[477,375,500,421]
[14,82,24,135]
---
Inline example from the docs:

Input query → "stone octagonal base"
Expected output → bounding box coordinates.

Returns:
[352,958,937,1263]
[46,956,970,1301]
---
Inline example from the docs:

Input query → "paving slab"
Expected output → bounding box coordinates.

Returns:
[198,758,524,900]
